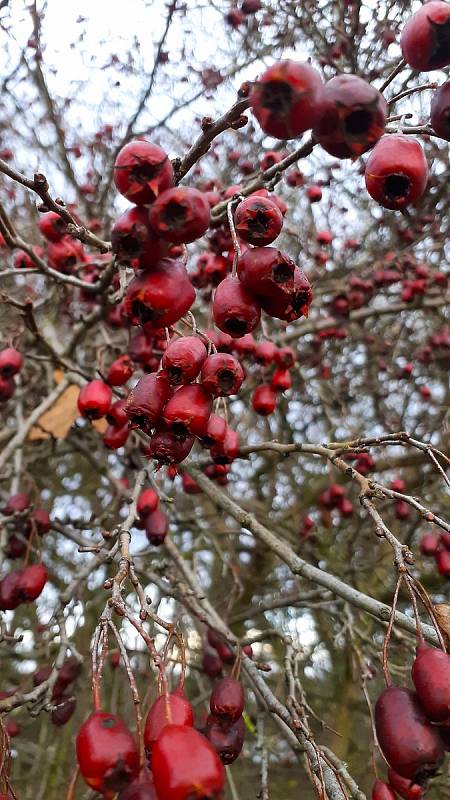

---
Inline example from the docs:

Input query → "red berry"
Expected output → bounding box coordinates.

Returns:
[255,341,278,365]
[152,724,224,800]
[107,355,134,386]
[38,211,67,242]
[123,261,195,331]
[201,414,227,447]
[144,690,194,758]
[111,206,169,269]
[78,380,112,420]
[374,686,445,781]
[259,266,312,321]
[76,711,140,794]
[137,489,159,518]
[107,399,129,427]
[163,384,212,438]
[233,333,257,358]
[149,187,210,244]
[0,375,14,401]
[242,0,261,12]
[14,246,42,269]
[394,500,410,520]
[128,332,153,366]
[201,353,245,397]
[411,643,450,723]
[104,424,130,450]
[271,368,292,392]
[144,509,168,546]
[430,80,450,140]
[252,384,277,415]
[0,572,21,610]
[17,563,47,602]
[419,532,440,556]
[181,473,201,494]
[391,477,406,492]
[313,74,387,158]
[371,779,396,800]
[204,715,245,765]
[210,678,244,723]
[145,429,195,466]
[0,348,23,378]
[234,197,283,246]
[118,778,158,800]
[202,650,223,679]
[29,508,51,536]
[114,141,174,205]
[48,237,85,273]
[55,657,82,694]
[387,768,425,799]
[51,696,77,727]
[237,247,296,298]
[5,719,20,738]
[401,1,450,71]
[441,532,450,550]
[307,185,322,203]
[250,60,323,139]
[365,136,428,210]
[125,372,171,433]
[213,276,261,338]
[3,492,30,515]
[162,336,207,385]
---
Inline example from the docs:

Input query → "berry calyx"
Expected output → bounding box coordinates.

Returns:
[250,60,323,139]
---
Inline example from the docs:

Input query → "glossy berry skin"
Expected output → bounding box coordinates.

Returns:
[111,206,169,269]
[137,489,159,517]
[237,247,296,298]
[76,711,140,795]
[125,372,171,433]
[114,141,174,205]
[430,80,450,140]
[374,686,445,781]
[205,715,245,765]
[234,197,283,246]
[107,399,129,427]
[250,60,323,139]
[201,414,227,447]
[123,261,195,331]
[271,368,292,392]
[163,384,212,438]
[162,336,207,385]
[259,266,312,321]
[213,276,261,338]
[145,429,195,465]
[401,1,450,71]
[371,779,396,800]
[144,509,169,546]
[210,678,244,723]
[201,353,244,397]
[107,355,134,386]
[365,136,428,211]
[313,75,387,158]
[435,548,450,577]
[0,348,23,378]
[252,384,277,416]
[210,427,239,464]
[149,187,210,244]
[104,424,130,450]
[38,211,67,242]
[144,690,194,758]
[78,380,112,420]
[152,724,224,800]
[17,564,47,602]
[411,644,450,722]
[387,768,425,799]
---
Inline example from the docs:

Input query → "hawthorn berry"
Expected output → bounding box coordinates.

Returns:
[435,547,450,576]
[0,348,23,378]
[145,428,195,465]
[144,689,194,758]
[144,509,169,546]
[38,211,67,242]
[210,427,239,464]
[107,399,129,427]
[17,564,48,602]
[259,266,313,321]
[419,533,440,556]
[210,678,244,723]
[48,237,86,273]
[387,768,424,799]
[76,711,140,794]
[200,414,227,447]
[161,336,207,385]
[163,384,212,438]
[205,715,245,765]
[78,380,113,420]
[107,354,134,386]
[0,375,14,401]
[252,384,277,415]
[112,206,169,269]
[149,187,210,244]
[234,197,283,246]
[313,74,387,158]
[201,353,245,397]
[365,136,429,210]
[250,60,323,139]
[151,724,224,800]
[237,247,295,297]
[123,260,195,330]
[114,140,174,205]
[51,696,76,727]
[401,1,450,71]
[430,80,450,140]
[125,372,171,433]
[213,276,261,338]
[137,489,159,517]
[104,424,130,450]
[411,643,450,723]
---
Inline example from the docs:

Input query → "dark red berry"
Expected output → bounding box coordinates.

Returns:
[104,424,130,450]
[313,74,387,158]
[205,715,245,765]
[144,690,194,758]
[271,368,292,391]
[275,346,296,368]
[163,384,212,438]
[435,548,450,577]
[201,353,245,397]
[210,427,239,464]
[365,136,428,211]
[375,686,445,782]
[17,564,47,602]
[259,266,312,321]
[144,509,168,546]
[48,237,85,273]
[3,492,30,516]
[76,711,139,794]
[401,1,450,71]
[111,206,169,268]
[107,399,129,427]
[213,276,261,338]
[200,413,227,447]
[114,141,174,205]
[78,380,112,420]
[51,696,76,727]
[202,650,223,679]
[430,80,450,140]
[250,60,323,139]
[123,261,195,331]
[252,384,277,415]
[162,336,207,385]
[0,348,23,378]
[0,375,14,401]
[210,678,244,723]
[237,247,296,298]
[107,355,134,386]
[149,187,210,244]
[28,508,51,536]
[152,724,224,800]
[146,428,195,465]
[387,768,425,799]
[38,211,67,242]
[125,372,171,433]
[411,643,450,723]
[137,489,159,518]
[0,571,21,610]
[118,778,157,800]
[420,533,440,556]
[234,197,283,246]
[371,779,396,800]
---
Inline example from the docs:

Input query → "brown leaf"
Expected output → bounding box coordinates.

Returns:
[433,604,450,648]
[28,385,80,441]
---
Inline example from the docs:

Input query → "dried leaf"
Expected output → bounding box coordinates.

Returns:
[433,604,450,647]
[28,385,79,441]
